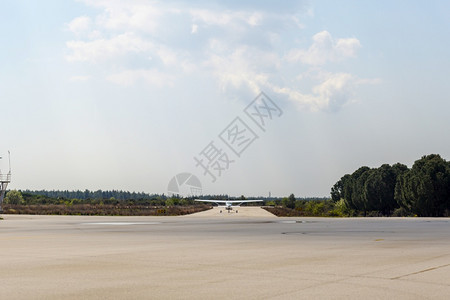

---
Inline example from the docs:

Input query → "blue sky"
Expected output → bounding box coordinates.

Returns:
[1,0,449,197]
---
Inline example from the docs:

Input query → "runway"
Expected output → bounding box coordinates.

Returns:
[1,211,450,299]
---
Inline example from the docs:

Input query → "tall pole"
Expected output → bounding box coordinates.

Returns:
[0,153,11,213]
[0,181,7,213]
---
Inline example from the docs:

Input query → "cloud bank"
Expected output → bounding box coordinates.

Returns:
[65,0,376,111]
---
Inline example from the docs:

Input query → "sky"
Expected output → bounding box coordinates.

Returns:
[1,0,449,197]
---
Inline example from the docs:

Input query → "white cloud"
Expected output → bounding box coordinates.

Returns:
[269,73,355,112]
[189,9,266,33]
[202,33,367,111]
[191,24,198,34]
[95,3,164,34]
[204,39,373,111]
[311,72,356,110]
[204,42,278,95]
[190,9,235,26]
[273,71,382,112]
[65,1,373,112]
[66,16,91,36]
[107,69,175,87]
[155,45,178,66]
[287,31,361,65]
[88,30,103,40]
[247,12,263,26]
[66,32,153,62]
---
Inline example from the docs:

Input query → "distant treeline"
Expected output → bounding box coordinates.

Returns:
[4,189,331,216]
[17,189,326,204]
[21,189,162,201]
[3,189,336,217]
[331,154,450,217]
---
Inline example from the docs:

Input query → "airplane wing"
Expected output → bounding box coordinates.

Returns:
[194,199,263,205]
[224,200,263,203]
[194,199,226,204]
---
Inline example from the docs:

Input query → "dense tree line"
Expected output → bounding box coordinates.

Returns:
[14,190,324,206]
[18,191,280,203]
[331,154,450,217]
[21,189,165,201]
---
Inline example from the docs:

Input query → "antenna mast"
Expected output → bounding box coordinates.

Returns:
[0,151,11,213]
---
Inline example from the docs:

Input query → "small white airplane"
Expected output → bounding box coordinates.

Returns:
[194,199,263,213]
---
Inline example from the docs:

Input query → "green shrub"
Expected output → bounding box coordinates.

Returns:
[392,207,412,217]
[4,190,24,205]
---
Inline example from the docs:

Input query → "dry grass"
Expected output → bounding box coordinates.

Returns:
[2,204,209,216]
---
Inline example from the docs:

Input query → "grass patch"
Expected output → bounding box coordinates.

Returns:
[2,204,210,216]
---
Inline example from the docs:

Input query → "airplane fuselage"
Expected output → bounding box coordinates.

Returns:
[221,202,235,210]
[194,199,262,213]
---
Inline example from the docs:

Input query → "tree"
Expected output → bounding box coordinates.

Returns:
[332,163,409,216]
[353,167,372,215]
[392,163,409,177]
[282,194,296,209]
[165,197,180,206]
[4,190,24,205]
[331,179,344,202]
[395,154,450,217]
[340,174,354,209]
[363,164,398,215]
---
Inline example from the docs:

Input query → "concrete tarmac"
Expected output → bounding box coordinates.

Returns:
[188,206,276,217]
[1,210,450,299]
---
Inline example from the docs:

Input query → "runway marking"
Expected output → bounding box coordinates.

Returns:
[279,220,303,224]
[282,230,395,235]
[81,222,161,226]
[391,263,450,280]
